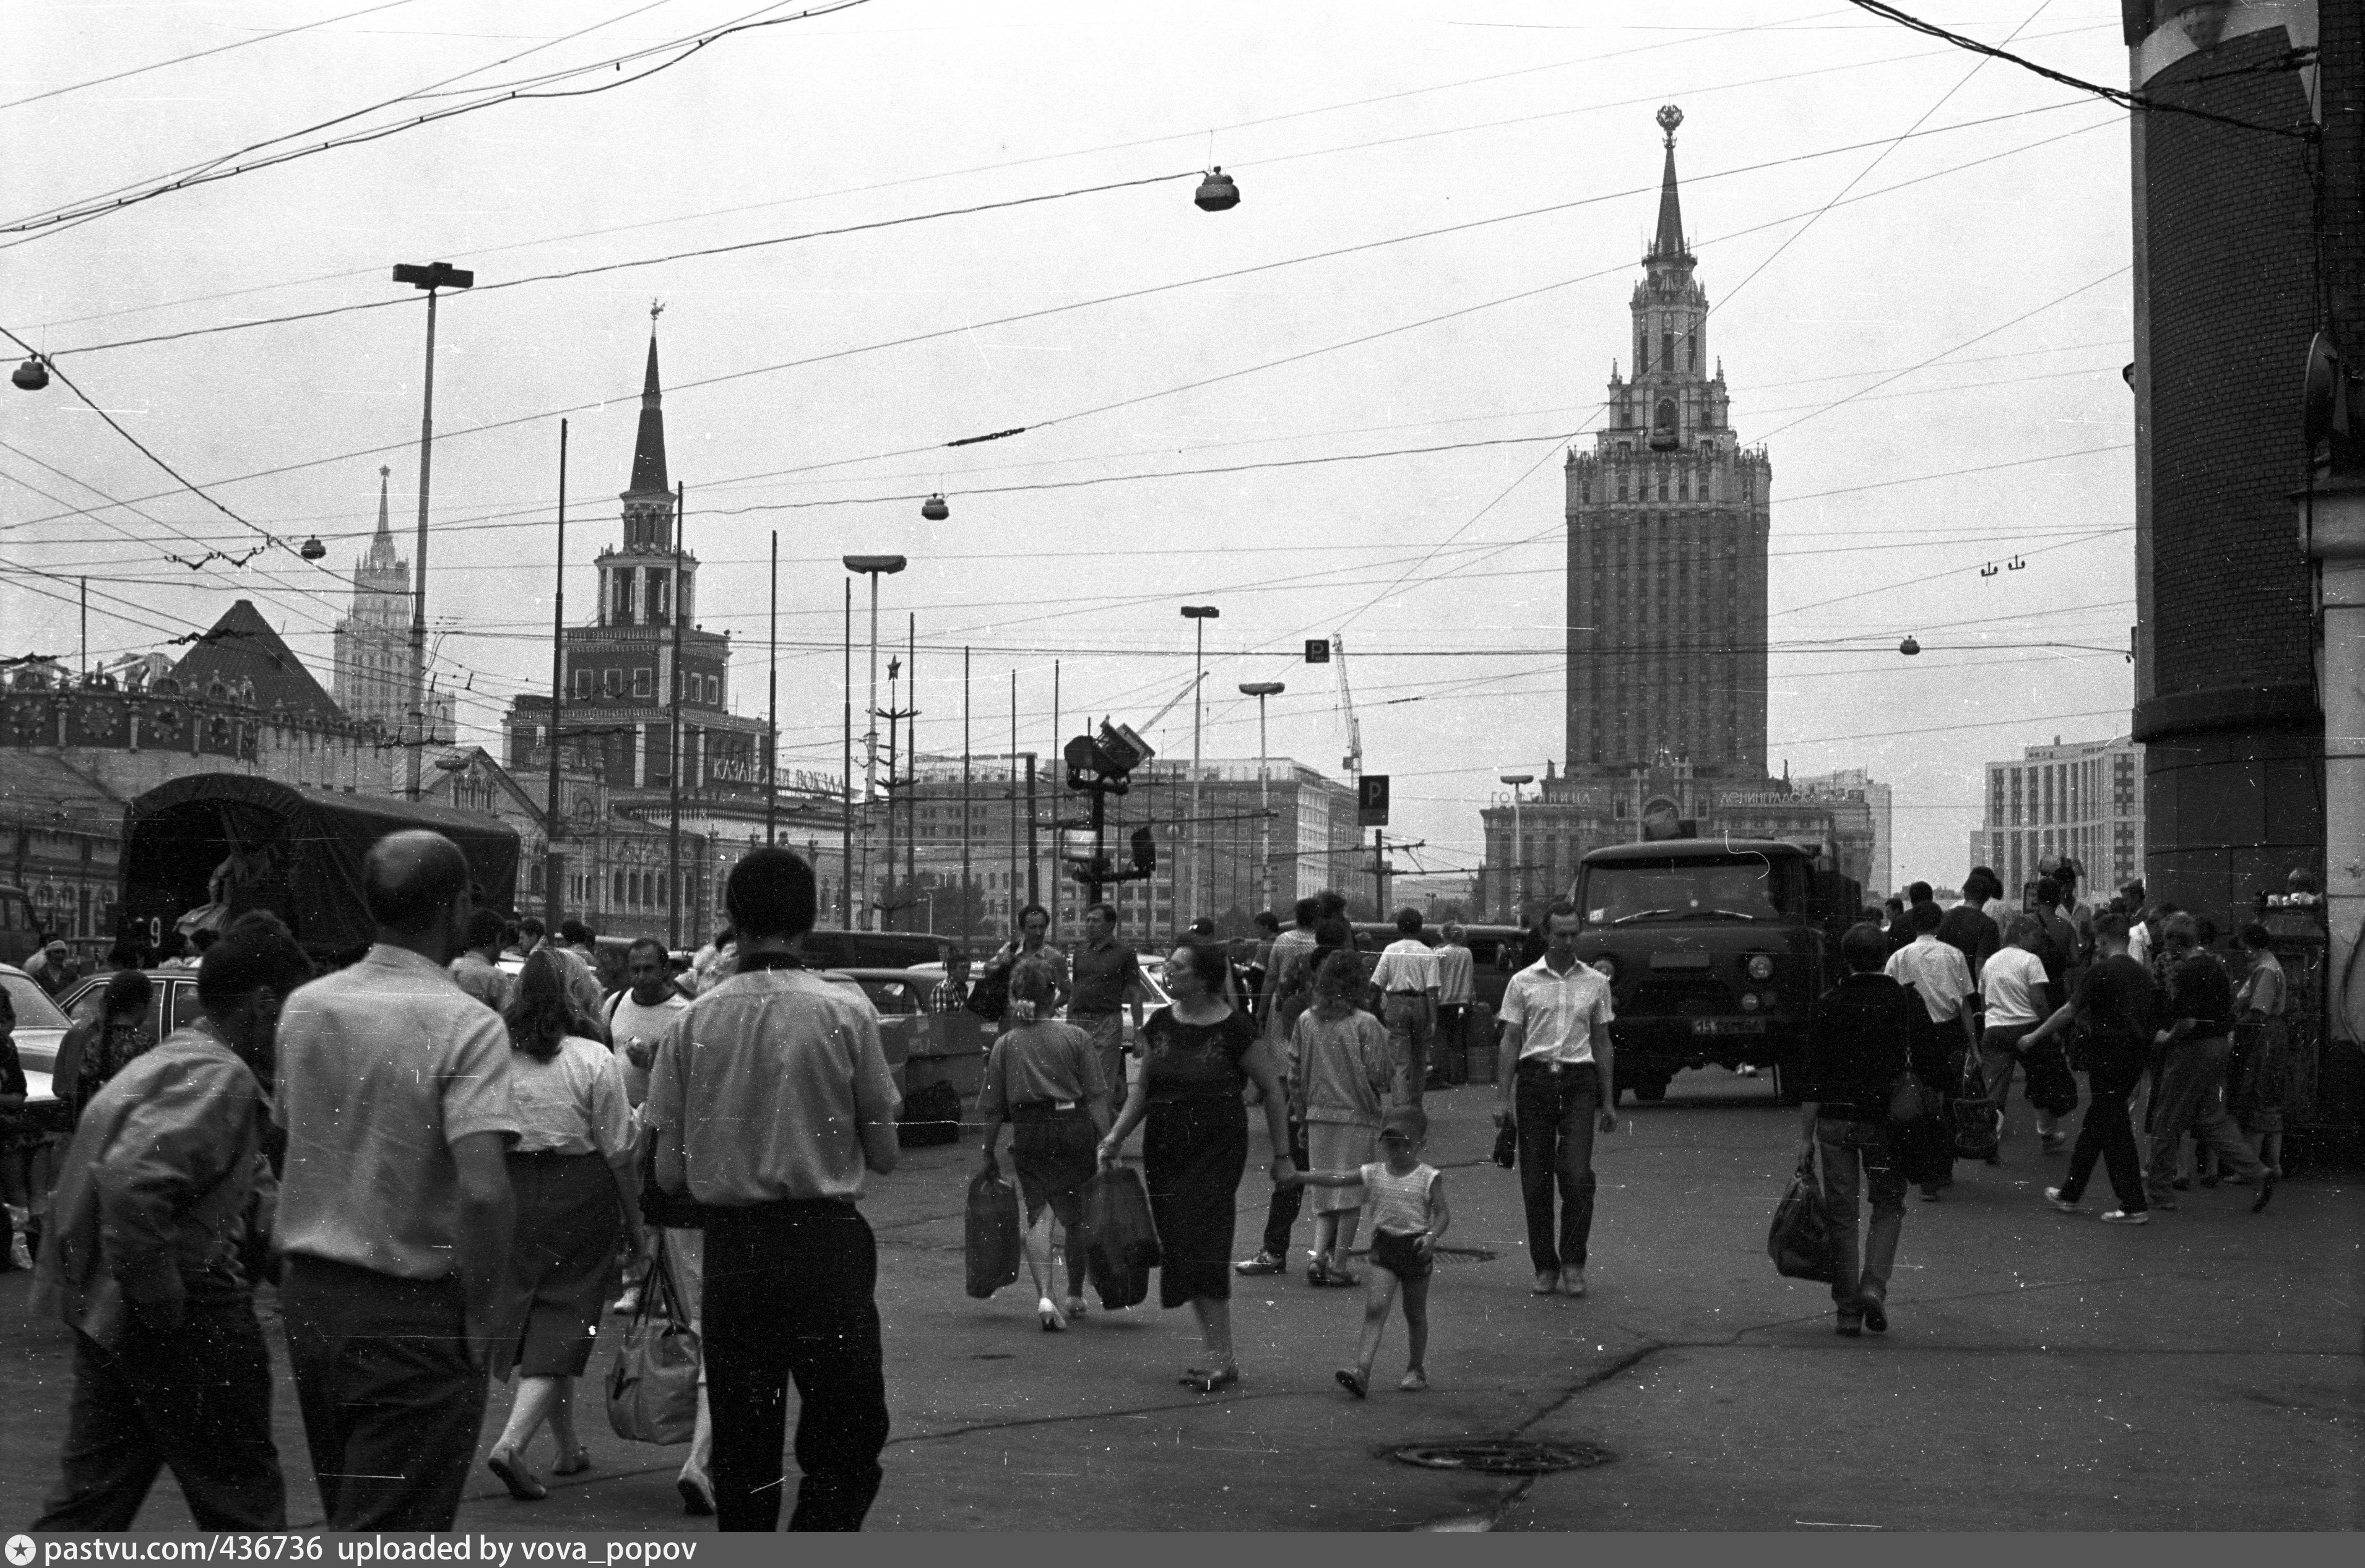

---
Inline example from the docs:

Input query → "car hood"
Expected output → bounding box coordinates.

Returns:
[12,1024,63,1105]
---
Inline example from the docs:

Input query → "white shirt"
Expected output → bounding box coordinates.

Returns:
[608,990,692,1106]
[1433,944,1476,1006]
[1500,954,1615,1065]
[2127,923,2152,969]
[508,1035,636,1158]
[1370,937,1440,996]
[1885,935,1974,1023]
[1980,946,2051,1029]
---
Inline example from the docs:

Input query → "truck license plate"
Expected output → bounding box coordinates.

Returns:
[1690,1017,1766,1036]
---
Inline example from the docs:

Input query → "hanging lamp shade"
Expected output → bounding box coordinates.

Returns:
[299,536,327,561]
[1194,167,1240,212]
[12,355,50,392]
[920,493,950,522]
[1898,636,1921,657]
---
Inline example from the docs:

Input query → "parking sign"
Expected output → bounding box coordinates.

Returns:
[1357,774,1390,827]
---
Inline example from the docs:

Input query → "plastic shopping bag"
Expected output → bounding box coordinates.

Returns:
[1081,1165,1161,1311]
[965,1156,1023,1299]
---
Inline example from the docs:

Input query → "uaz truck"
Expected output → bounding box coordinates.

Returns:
[1567,837,1859,1105]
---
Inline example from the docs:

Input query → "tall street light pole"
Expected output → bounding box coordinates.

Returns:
[545,420,567,928]
[1501,773,1534,924]
[391,259,473,801]
[1240,681,1284,914]
[844,555,907,929]
[1180,605,1219,921]
[766,530,778,846]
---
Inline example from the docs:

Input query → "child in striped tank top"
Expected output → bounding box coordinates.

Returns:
[1282,1105,1450,1396]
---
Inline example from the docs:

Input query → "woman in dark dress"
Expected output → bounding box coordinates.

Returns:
[483,953,638,1501]
[1099,941,1295,1392]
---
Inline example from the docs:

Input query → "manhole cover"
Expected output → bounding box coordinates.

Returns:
[1390,1440,1611,1475]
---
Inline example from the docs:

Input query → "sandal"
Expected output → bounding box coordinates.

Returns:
[1306,1259,1331,1286]
[1037,1296,1067,1332]
[1335,1368,1368,1399]
[1180,1365,1239,1393]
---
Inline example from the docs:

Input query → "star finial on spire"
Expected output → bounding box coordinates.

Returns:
[1657,103,1682,148]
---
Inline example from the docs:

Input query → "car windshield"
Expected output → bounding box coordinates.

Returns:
[1,972,70,1030]
[1579,858,1803,926]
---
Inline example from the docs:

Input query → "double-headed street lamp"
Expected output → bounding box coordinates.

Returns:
[1501,773,1534,924]
[845,555,907,929]
[1180,605,1220,921]
[391,259,473,801]
[1239,681,1284,913]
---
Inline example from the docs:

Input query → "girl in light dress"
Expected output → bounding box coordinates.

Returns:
[1283,1105,1450,1397]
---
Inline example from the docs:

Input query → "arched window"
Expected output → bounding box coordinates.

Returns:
[613,871,626,905]
[1655,398,1675,431]
[1687,330,1697,370]
[1661,332,1673,373]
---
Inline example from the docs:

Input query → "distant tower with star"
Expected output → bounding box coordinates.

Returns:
[331,464,449,738]
[1563,103,1772,778]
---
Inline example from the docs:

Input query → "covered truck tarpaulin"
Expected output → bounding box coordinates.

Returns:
[119,773,521,958]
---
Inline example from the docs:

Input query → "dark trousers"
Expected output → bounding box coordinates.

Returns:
[34,1298,285,1531]
[1515,1061,1601,1273]
[704,1200,890,1532]
[280,1256,487,1531]
[2060,1053,2147,1212]
[1258,1114,1311,1258]
[1435,1005,1472,1085]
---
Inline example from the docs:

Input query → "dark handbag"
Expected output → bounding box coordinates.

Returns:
[606,1233,699,1445]
[637,1126,707,1230]
[1081,1165,1161,1310]
[1768,1143,1840,1284]
[1888,1070,1943,1125]
[2023,1036,2080,1118]
[964,1155,1023,1299]
[966,960,1011,1022]
[1492,1121,1519,1168]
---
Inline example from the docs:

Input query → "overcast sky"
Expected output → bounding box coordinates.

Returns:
[0,0,2137,894]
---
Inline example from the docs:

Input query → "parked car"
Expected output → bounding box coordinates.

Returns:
[1,961,71,1108]
[814,967,930,1090]
[56,968,206,1049]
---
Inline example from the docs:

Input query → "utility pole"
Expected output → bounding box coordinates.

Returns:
[907,615,919,918]
[962,645,972,946]
[766,530,778,846]
[881,656,902,931]
[545,420,567,928]
[842,579,853,925]
[1180,605,1220,920]
[668,481,684,950]
[1240,681,1283,913]
[392,259,472,801]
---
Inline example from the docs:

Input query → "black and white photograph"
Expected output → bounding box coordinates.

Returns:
[0,0,2359,1536]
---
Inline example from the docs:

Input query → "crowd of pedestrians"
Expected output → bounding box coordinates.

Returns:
[11,822,2315,1530]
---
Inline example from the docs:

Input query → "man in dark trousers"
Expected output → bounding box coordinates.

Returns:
[273,831,518,1530]
[30,914,311,1529]
[646,847,902,1531]
[1494,899,1618,1298]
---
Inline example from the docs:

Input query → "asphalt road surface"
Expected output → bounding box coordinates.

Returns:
[4,1070,2358,1531]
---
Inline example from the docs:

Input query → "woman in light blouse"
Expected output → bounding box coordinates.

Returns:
[483,952,639,1501]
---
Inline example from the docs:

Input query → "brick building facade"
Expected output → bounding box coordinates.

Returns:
[2126,1,2363,919]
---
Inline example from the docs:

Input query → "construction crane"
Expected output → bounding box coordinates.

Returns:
[1331,632,1363,783]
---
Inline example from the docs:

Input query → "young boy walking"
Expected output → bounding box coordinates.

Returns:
[1284,1106,1450,1397]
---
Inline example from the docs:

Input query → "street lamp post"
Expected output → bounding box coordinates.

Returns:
[1180,605,1220,921]
[391,259,473,801]
[844,555,907,929]
[1239,681,1284,913]
[1500,773,1534,924]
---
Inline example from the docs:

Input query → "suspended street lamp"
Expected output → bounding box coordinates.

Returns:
[1898,635,1921,657]
[12,355,50,391]
[299,536,328,561]
[920,493,950,521]
[1194,167,1240,212]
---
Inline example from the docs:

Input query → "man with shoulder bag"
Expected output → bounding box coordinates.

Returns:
[1794,923,1924,1337]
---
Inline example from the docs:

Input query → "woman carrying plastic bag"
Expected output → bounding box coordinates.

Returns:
[974,961,1109,1329]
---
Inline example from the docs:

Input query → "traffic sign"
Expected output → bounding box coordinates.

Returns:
[1304,639,1331,663]
[1357,774,1390,827]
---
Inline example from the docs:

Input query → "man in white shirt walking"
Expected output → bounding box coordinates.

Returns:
[1432,924,1477,1088]
[1370,908,1440,1109]
[1884,901,1978,1200]
[1494,900,1617,1298]
[1979,916,2061,1153]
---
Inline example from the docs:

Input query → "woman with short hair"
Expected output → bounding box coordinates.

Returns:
[1291,949,1393,1286]
[483,952,638,1501]
[1099,941,1295,1392]
[2232,923,2289,1184]
[977,960,1108,1330]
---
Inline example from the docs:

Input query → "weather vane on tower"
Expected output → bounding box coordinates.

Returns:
[1657,103,1682,148]
[650,298,665,325]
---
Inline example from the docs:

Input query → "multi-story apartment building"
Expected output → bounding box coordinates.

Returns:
[1972,735,2146,900]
